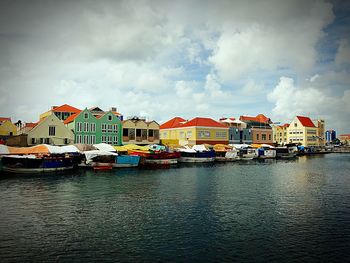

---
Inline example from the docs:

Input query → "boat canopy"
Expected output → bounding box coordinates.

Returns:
[93,143,116,152]
[83,150,118,164]
[149,144,166,151]
[0,144,80,155]
[213,144,233,152]
[177,144,211,153]
[230,144,251,149]
[113,144,150,152]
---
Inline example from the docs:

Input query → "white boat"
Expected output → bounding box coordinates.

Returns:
[80,150,140,168]
[177,145,215,163]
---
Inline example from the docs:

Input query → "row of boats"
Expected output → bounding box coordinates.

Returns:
[0,143,299,173]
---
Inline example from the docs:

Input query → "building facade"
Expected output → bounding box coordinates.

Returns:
[339,134,350,145]
[272,124,289,145]
[325,130,336,144]
[240,114,273,145]
[160,117,229,146]
[287,116,319,146]
[122,117,160,145]
[219,118,252,144]
[65,108,122,145]
[0,118,17,136]
[27,114,74,146]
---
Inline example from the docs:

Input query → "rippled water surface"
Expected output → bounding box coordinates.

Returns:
[1,154,350,262]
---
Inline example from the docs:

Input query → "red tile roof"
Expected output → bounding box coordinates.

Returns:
[181,117,227,128]
[279,123,289,128]
[240,114,271,123]
[161,117,227,129]
[25,122,38,128]
[160,117,187,129]
[296,116,315,127]
[52,104,81,113]
[63,111,82,124]
[0,117,11,122]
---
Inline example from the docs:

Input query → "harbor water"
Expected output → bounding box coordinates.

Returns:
[0,154,350,262]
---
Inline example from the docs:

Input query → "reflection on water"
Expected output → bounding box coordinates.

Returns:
[0,154,350,262]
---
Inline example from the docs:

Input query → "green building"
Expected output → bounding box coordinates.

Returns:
[64,108,122,145]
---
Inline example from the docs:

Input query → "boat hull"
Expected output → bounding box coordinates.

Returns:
[178,157,215,163]
[144,158,178,165]
[2,165,74,174]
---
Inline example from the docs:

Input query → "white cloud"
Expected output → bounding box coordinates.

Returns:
[268,76,350,132]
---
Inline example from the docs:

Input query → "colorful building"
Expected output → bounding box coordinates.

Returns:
[272,123,289,145]
[287,116,319,146]
[339,134,350,145]
[64,108,122,145]
[18,122,38,135]
[160,117,229,146]
[240,114,273,144]
[325,130,336,143]
[122,117,160,145]
[219,117,252,144]
[40,104,81,121]
[27,114,74,146]
[314,119,325,146]
[0,117,17,136]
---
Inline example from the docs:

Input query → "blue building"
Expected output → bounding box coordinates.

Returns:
[220,118,253,144]
[325,130,336,143]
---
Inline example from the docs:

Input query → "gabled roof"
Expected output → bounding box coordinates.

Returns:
[279,123,289,128]
[159,117,186,129]
[160,117,186,129]
[63,111,82,124]
[25,122,38,128]
[240,114,271,124]
[52,104,81,113]
[180,117,227,128]
[89,106,104,112]
[296,116,315,127]
[0,117,11,123]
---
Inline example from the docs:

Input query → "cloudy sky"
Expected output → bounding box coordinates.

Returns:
[0,0,349,133]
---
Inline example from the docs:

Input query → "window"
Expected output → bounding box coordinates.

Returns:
[198,131,210,138]
[148,129,154,137]
[84,122,89,132]
[215,131,227,139]
[142,129,147,140]
[76,135,82,143]
[77,122,82,132]
[108,115,112,121]
[262,134,266,140]
[90,135,96,144]
[84,113,88,119]
[102,123,107,133]
[40,138,44,144]
[107,135,112,145]
[49,126,56,136]
[154,130,159,139]
[113,124,118,132]
[90,123,96,132]
[294,123,297,127]
[187,131,192,139]
[31,138,36,144]
[180,132,185,139]
[113,136,118,145]
[269,134,271,140]
[107,124,112,133]
[129,129,135,140]
[123,128,128,137]
[101,135,106,143]
[136,129,142,137]
[45,138,50,144]
[64,138,68,144]
[83,135,89,144]
[256,134,259,140]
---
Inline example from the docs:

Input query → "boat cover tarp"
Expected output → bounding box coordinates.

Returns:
[230,144,251,149]
[46,145,80,154]
[1,144,81,155]
[113,144,150,152]
[0,144,9,154]
[83,150,118,164]
[148,144,166,151]
[93,143,116,152]
[213,144,233,152]
[73,144,97,151]
[225,151,237,158]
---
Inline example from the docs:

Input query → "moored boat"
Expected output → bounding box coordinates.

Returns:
[177,145,215,163]
[213,144,239,162]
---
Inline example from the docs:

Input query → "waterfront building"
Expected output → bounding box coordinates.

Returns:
[325,130,336,144]
[0,117,17,136]
[40,104,81,121]
[160,117,229,146]
[287,116,319,146]
[18,122,38,135]
[219,117,252,144]
[27,114,74,146]
[122,116,160,145]
[314,119,325,146]
[339,134,350,145]
[239,114,273,144]
[272,123,289,145]
[64,108,122,145]
[89,106,123,120]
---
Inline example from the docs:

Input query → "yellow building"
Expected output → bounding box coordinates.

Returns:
[314,119,325,146]
[287,116,319,146]
[27,114,74,146]
[0,117,17,136]
[122,117,160,145]
[160,117,228,146]
[272,124,289,145]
